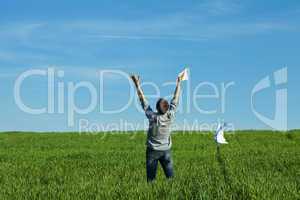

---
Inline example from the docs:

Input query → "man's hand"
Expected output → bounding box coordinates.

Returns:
[131,75,141,88]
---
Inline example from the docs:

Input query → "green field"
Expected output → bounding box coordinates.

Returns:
[0,131,299,199]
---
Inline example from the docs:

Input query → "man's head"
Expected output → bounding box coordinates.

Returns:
[156,98,169,114]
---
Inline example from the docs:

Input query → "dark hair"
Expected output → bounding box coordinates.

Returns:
[156,98,169,114]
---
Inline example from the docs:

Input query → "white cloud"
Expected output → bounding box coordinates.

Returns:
[0,1,298,65]
[198,0,242,16]
[0,5,297,46]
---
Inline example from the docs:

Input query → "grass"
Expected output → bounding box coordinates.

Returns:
[0,131,299,199]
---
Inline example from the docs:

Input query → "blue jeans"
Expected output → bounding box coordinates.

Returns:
[146,148,174,182]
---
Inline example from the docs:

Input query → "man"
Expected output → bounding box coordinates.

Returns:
[131,75,182,182]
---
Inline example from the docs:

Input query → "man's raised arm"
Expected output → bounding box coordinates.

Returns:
[171,77,182,107]
[131,75,148,110]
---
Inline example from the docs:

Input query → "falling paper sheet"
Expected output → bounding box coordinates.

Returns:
[215,123,228,144]
[178,68,189,81]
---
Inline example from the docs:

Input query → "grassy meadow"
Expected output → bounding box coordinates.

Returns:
[0,131,299,199]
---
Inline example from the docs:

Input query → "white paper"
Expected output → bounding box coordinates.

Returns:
[178,68,189,81]
[215,123,228,144]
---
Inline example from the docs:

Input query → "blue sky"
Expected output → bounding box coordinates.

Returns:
[0,0,299,131]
